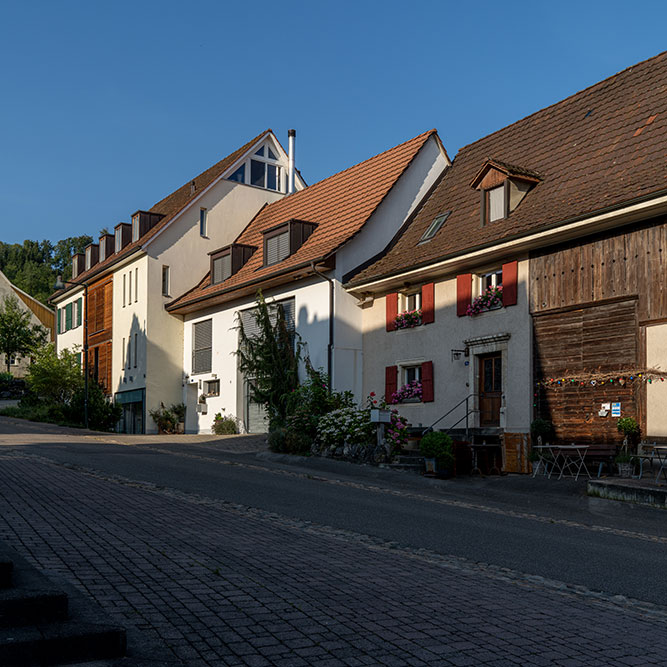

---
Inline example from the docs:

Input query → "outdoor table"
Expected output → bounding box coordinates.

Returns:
[531,445,554,478]
[652,445,667,484]
[549,444,591,481]
[469,443,502,476]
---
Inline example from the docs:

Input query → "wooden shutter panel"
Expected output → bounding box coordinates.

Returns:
[77,298,82,326]
[386,293,398,331]
[65,303,72,331]
[385,365,398,402]
[57,308,61,333]
[421,283,435,324]
[456,274,472,317]
[502,261,518,307]
[421,361,434,402]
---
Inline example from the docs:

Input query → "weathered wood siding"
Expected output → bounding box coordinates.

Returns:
[530,217,667,321]
[533,299,638,444]
[529,219,667,443]
[86,275,113,394]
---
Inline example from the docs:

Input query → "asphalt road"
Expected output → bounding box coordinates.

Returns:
[2,422,666,608]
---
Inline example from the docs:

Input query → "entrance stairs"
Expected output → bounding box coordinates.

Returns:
[0,542,126,666]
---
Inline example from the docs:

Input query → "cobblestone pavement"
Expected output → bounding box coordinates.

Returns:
[1,449,667,666]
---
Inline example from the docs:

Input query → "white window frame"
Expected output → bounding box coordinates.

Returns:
[162,266,170,297]
[487,186,505,223]
[227,141,284,192]
[200,208,208,237]
[135,267,138,302]
[401,291,422,313]
[132,215,140,242]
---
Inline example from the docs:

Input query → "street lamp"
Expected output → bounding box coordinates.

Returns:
[54,275,89,430]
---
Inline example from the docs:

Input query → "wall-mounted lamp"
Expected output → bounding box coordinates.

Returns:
[451,348,469,361]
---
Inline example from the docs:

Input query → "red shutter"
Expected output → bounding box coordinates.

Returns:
[385,365,398,402]
[386,292,398,331]
[456,274,472,317]
[502,261,518,307]
[421,283,435,324]
[421,361,434,402]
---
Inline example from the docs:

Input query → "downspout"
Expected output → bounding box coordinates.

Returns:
[310,262,334,389]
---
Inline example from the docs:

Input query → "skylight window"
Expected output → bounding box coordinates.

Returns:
[419,212,451,243]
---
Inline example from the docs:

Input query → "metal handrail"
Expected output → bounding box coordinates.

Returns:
[422,393,476,441]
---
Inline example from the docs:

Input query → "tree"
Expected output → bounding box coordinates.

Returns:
[236,291,302,428]
[0,295,47,374]
[24,343,84,405]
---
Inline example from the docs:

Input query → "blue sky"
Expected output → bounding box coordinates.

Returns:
[1,0,665,245]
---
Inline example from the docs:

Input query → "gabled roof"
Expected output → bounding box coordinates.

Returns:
[349,51,667,287]
[167,130,439,313]
[52,129,274,296]
[469,159,542,189]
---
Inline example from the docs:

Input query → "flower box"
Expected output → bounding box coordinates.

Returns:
[394,309,422,329]
[391,380,422,404]
[467,285,503,316]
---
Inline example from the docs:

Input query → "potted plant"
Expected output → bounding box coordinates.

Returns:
[616,417,640,478]
[617,417,640,447]
[419,431,454,477]
[615,448,634,478]
[530,418,554,444]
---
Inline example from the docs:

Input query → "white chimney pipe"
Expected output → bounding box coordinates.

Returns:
[287,129,296,194]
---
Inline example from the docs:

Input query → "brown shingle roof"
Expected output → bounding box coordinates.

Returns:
[167,130,438,312]
[54,130,271,293]
[350,51,667,287]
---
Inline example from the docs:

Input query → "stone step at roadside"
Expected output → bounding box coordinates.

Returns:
[0,587,68,626]
[0,621,126,666]
[0,541,127,666]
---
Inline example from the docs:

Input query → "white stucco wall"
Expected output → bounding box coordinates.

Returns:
[53,287,85,355]
[361,258,532,433]
[646,323,667,437]
[183,278,330,434]
[112,255,148,399]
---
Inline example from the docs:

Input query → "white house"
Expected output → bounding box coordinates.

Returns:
[52,129,305,432]
[167,130,450,433]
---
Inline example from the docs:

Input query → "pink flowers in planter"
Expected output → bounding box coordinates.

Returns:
[391,380,422,404]
[467,285,503,316]
[394,309,422,329]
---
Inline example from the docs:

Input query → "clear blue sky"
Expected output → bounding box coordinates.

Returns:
[1,0,665,245]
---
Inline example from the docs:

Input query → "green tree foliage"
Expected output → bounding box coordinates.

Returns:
[236,291,302,428]
[25,343,83,404]
[0,235,92,303]
[0,295,48,373]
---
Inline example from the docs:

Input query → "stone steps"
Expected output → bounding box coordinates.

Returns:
[0,542,126,666]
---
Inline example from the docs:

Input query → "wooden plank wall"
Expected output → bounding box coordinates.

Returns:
[533,300,638,444]
[530,217,667,321]
[86,275,113,395]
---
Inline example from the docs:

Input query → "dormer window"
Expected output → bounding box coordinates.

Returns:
[132,214,140,242]
[486,185,507,223]
[471,159,541,226]
[115,227,122,252]
[85,247,92,270]
[209,244,256,285]
[84,244,98,271]
[263,219,316,267]
[227,141,284,192]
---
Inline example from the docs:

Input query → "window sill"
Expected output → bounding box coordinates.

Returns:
[396,325,424,334]
[397,398,422,404]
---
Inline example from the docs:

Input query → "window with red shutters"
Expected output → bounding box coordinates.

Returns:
[386,293,398,331]
[385,365,398,401]
[456,274,472,317]
[421,361,434,402]
[502,260,518,306]
[421,283,434,324]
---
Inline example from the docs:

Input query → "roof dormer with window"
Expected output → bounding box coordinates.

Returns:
[263,219,317,267]
[114,223,132,253]
[470,159,541,226]
[84,243,99,271]
[209,244,257,285]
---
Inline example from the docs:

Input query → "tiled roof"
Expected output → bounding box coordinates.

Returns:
[53,130,271,294]
[167,130,438,312]
[350,51,667,287]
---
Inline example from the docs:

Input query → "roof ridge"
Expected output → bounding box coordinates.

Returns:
[457,51,666,154]
[269,129,436,208]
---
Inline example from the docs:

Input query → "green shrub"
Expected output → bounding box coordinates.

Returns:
[316,406,374,451]
[149,403,179,434]
[212,411,239,435]
[267,426,288,453]
[419,431,454,467]
[617,417,640,443]
[68,381,121,431]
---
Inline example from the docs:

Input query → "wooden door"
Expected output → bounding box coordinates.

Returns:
[479,353,502,426]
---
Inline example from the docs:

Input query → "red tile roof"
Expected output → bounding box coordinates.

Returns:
[53,130,272,295]
[167,130,438,313]
[349,52,667,287]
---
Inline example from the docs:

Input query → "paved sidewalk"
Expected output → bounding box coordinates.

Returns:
[0,415,268,453]
[1,449,666,666]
